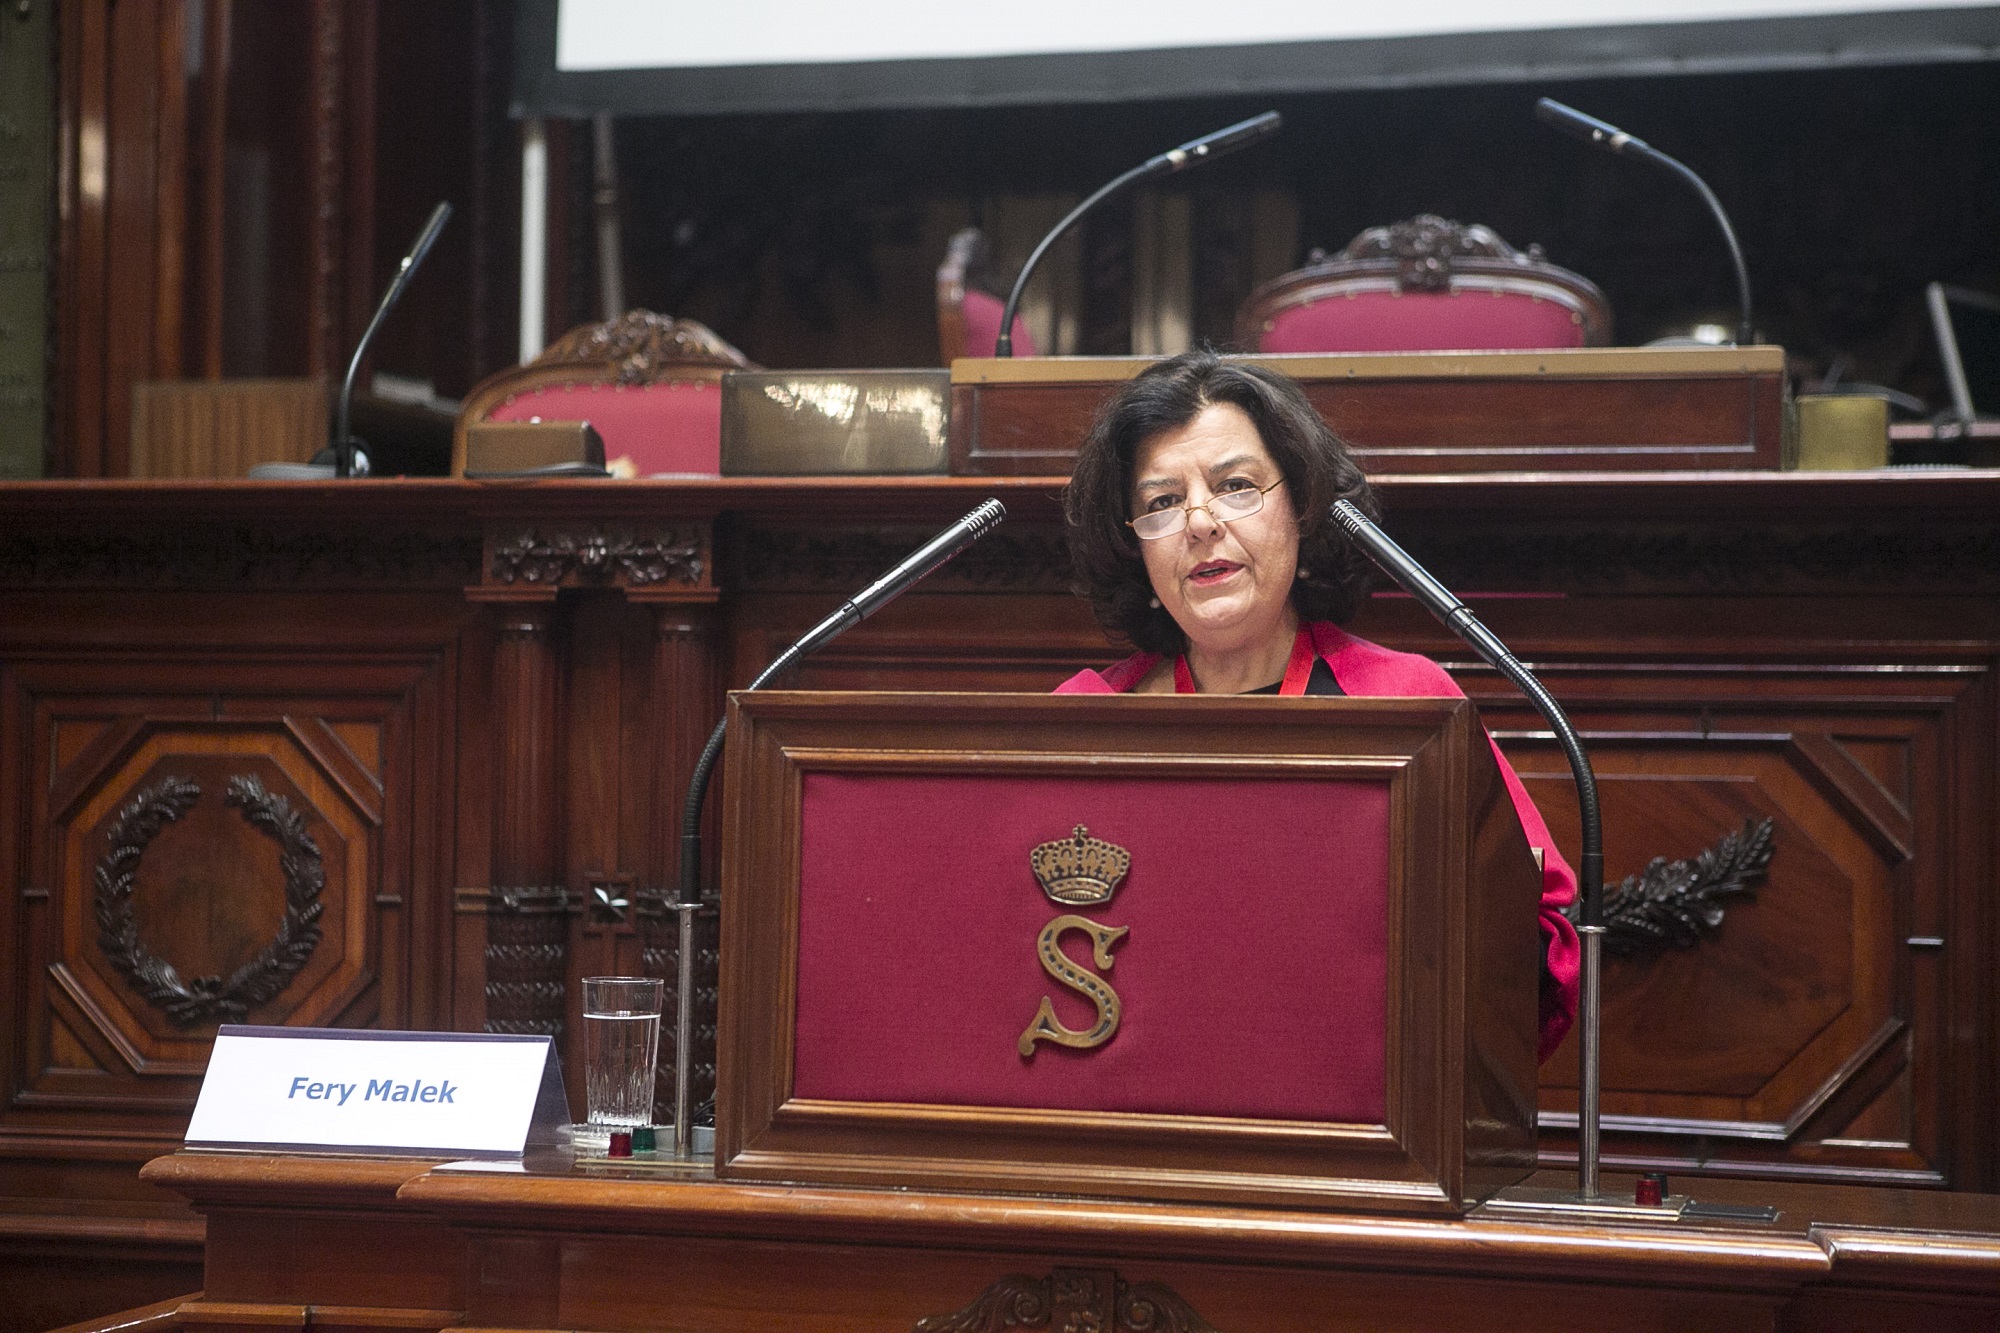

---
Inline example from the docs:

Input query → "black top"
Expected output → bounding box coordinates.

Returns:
[1243,656,1344,696]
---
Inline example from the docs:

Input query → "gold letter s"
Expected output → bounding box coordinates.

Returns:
[1018,915,1128,1057]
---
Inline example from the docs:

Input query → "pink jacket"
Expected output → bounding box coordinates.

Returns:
[1057,620,1581,1062]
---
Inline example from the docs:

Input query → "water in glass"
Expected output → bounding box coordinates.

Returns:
[580,977,663,1129]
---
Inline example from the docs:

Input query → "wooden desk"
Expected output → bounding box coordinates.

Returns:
[131,1149,2000,1333]
[948,348,1790,475]
[2,472,1998,1329]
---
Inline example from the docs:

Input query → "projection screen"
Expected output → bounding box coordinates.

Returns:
[515,0,2000,117]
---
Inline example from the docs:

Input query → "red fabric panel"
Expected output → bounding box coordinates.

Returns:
[1259,289,1586,353]
[487,380,722,475]
[794,772,1389,1123]
[962,289,1037,358]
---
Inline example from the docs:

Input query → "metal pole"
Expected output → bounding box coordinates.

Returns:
[591,114,625,322]
[673,901,697,1158]
[1577,924,1606,1199]
[519,118,548,365]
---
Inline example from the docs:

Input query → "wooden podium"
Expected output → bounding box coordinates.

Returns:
[716,691,1542,1214]
[123,688,2000,1331]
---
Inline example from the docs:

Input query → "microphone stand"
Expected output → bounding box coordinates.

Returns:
[1535,99,1751,347]
[668,499,1007,1158]
[334,202,453,477]
[994,111,1281,357]
[1330,501,1607,1201]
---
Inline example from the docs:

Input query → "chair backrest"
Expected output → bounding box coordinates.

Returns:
[454,312,757,477]
[1237,215,1611,354]
[937,227,1035,363]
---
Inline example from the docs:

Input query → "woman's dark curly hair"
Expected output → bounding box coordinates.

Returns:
[1064,350,1379,656]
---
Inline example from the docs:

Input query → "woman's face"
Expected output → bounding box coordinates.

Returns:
[1128,402,1301,661]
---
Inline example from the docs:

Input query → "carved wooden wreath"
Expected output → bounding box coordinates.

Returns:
[1567,817,1775,957]
[94,773,326,1027]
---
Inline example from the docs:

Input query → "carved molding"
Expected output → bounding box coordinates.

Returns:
[735,525,1071,594]
[1335,213,1541,292]
[915,1268,1220,1333]
[489,527,706,589]
[1396,520,2000,595]
[1567,818,1776,957]
[532,310,757,386]
[485,886,572,1037]
[0,526,483,587]
[94,775,327,1028]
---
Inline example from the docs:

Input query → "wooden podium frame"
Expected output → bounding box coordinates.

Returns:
[716,691,1543,1216]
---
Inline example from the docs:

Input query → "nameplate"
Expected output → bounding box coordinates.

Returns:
[186,1025,569,1158]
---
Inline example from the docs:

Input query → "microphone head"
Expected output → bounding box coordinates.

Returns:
[1328,499,1368,536]
[404,201,453,272]
[1160,111,1283,173]
[1535,98,1644,155]
[966,497,1007,537]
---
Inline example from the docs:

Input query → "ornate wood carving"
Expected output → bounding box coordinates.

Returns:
[734,525,1070,594]
[489,527,706,588]
[1566,819,1776,958]
[94,775,327,1028]
[915,1268,1219,1333]
[1332,213,1540,292]
[0,526,482,587]
[484,886,572,1037]
[1396,520,2000,595]
[532,311,756,386]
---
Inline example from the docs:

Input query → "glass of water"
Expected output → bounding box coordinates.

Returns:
[580,976,663,1137]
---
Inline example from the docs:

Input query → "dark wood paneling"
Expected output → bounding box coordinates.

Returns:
[0,471,1996,1325]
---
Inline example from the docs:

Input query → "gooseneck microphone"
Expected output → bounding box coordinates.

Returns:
[333,201,453,477]
[993,111,1282,357]
[1535,98,1751,347]
[666,498,1007,1154]
[1330,499,1607,1199]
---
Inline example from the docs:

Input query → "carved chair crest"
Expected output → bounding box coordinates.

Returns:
[530,310,755,387]
[1327,213,1547,293]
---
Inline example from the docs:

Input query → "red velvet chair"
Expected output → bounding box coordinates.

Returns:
[1236,214,1611,354]
[936,227,1035,363]
[454,311,757,477]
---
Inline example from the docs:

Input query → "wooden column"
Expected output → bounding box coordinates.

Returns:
[636,600,724,1121]
[468,591,571,1040]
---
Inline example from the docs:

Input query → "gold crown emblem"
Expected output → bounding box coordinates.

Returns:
[1030,825,1131,906]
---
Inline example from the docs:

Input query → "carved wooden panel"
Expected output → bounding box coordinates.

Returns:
[918,1267,1220,1333]
[2,646,454,1132]
[1465,662,1984,1187]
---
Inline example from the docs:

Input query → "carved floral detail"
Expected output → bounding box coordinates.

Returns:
[485,886,572,1038]
[489,528,705,587]
[916,1269,1219,1333]
[532,311,756,386]
[1336,213,1543,292]
[94,775,326,1027]
[1567,818,1776,957]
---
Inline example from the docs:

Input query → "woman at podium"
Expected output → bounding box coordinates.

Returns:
[1056,350,1579,1058]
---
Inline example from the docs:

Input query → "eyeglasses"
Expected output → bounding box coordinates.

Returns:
[1126,478,1285,541]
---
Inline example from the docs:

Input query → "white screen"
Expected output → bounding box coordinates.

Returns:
[557,0,1994,73]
